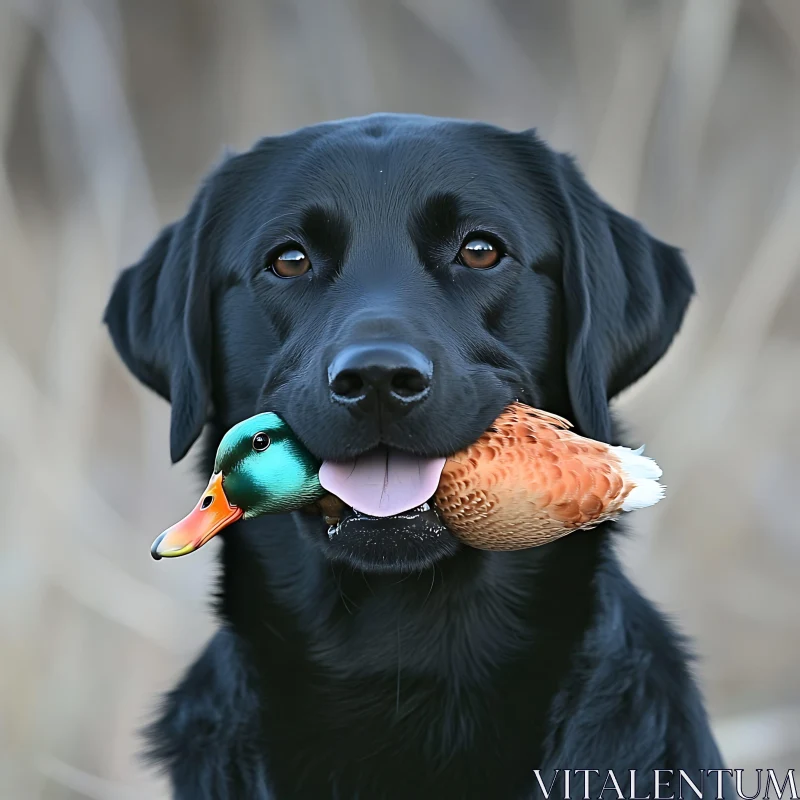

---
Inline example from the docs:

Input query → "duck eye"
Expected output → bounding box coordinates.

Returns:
[458,237,502,270]
[252,432,271,452]
[270,247,311,278]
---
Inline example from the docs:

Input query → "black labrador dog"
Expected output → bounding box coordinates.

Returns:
[105,114,730,799]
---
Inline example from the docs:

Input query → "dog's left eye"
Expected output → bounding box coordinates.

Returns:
[270,248,312,278]
[457,237,503,270]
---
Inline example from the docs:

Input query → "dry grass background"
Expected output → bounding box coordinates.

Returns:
[1,0,799,797]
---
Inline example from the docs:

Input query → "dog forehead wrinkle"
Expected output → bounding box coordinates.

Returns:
[229,129,539,254]
[290,131,495,205]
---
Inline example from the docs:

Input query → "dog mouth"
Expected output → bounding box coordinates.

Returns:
[318,446,447,517]
[309,446,460,571]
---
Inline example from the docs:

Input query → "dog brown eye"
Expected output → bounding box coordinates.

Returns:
[271,248,311,278]
[458,238,501,270]
[252,433,271,451]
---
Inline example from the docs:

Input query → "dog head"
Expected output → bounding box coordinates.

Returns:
[105,114,692,572]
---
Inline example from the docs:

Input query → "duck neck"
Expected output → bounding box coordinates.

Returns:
[241,471,325,518]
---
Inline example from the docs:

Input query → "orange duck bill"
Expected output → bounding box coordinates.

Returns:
[150,472,243,560]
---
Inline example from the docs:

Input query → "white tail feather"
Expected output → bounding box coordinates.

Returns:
[610,445,665,512]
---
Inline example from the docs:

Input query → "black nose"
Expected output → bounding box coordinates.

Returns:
[328,342,432,413]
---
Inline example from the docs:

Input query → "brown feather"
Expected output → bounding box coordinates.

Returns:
[435,402,634,550]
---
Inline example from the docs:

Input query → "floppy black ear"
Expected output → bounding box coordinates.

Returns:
[104,188,214,463]
[554,153,694,442]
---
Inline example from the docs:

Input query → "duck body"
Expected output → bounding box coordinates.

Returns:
[435,403,663,550]
[151,404,663,558]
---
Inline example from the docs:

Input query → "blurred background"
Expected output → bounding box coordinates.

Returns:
[1,0,798,796]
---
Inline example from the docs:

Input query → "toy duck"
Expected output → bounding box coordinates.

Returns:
[150,403,664,559]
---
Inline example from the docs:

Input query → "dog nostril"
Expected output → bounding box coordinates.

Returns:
[330,370,366,399]
[390,369,429,398]
[328,342,433,411]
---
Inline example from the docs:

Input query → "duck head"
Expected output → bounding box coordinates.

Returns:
[150,413,324,559]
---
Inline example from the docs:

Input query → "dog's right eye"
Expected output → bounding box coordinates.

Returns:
[269,248,312,278]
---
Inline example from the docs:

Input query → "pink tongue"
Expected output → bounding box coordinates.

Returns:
[319,447,446,518]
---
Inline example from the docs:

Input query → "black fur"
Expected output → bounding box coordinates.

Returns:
[104,114,730,799]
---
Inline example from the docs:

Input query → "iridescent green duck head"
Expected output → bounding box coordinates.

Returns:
[150,413,325,559]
